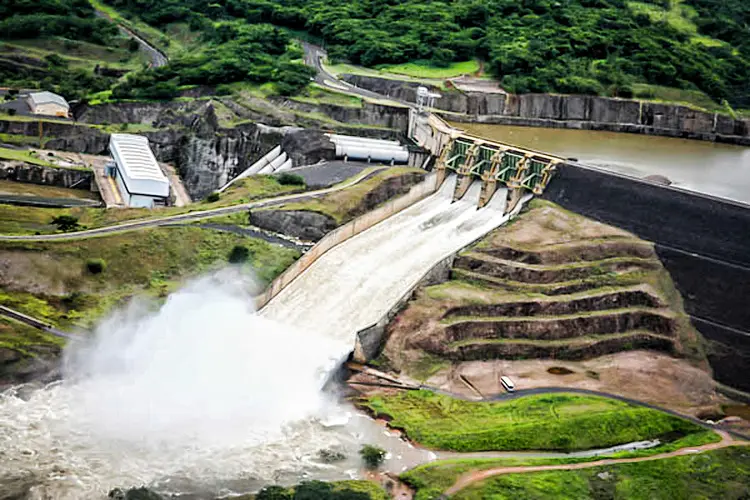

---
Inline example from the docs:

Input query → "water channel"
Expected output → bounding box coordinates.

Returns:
[454,123,750,205]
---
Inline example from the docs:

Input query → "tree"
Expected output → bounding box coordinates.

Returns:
[256,485,292,500]
[359,444,386,469]
[205,192,220,202]
[228,245,250,263]
[86,258,106,274]
[51,214,80,232]
[128,37,140,52]
[277,173,305,186]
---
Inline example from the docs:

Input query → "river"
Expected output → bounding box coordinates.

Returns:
[453,123,750,205]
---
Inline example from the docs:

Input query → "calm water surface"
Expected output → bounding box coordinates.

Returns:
[454,123,750,204]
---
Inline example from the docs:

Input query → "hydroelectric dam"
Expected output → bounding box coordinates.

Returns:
[1,110,749,498]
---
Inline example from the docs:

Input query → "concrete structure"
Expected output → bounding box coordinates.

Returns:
[108,134,169,208]
[25,91,69,117]
[218,145,296,193]
[328,134,409,164]
[409,110,561,210]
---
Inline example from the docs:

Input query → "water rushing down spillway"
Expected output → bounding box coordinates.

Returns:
[0,175,518,498]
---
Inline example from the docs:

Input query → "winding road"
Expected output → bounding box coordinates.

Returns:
[442,430,748,498]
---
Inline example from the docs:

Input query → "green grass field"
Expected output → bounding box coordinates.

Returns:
[278,167,424,224]
[0,226,299,330]
[452,447,750,500]
[0,174,303,236]
[400,431,720,500]
[377,60,480,79]
[0,147,56,167]
[362,390,705,453]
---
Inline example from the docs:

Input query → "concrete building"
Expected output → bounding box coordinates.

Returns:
[25,91,69,117]
[108,134,170,208]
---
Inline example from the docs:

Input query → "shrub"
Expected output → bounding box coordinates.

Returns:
[127,38,140,52]
[7,108,17,116]
[359,444,386,469]
[228,245,250,263]
[205,192,220,203]
[86,258,106,274]
[277,172,305,186]
[51,214,80,232]
[256,485,292,500]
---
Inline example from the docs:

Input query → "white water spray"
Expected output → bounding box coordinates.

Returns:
[0,175,521,498]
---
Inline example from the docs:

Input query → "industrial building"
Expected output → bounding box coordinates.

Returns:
[107,134,170,208]
[25,91,69,117]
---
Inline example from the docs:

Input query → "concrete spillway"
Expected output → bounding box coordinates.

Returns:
[262,175,512,340]
[0,176,521,498]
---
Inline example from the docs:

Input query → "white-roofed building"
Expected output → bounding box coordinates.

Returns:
[108,133,170,208]
[25,91,69,117]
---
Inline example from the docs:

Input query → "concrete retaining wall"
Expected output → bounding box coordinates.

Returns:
[342,75,750,145]
[255,172,438,309]
[541,163,750,391]
[353,253,456,362]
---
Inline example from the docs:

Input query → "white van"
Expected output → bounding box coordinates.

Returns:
[500,376,515,392]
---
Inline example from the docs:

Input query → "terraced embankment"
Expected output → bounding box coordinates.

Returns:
[378,199,719,414]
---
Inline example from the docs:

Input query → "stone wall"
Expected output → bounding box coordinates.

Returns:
[541,163,750,391]
[0,160,92,190]
[342,74,750,145]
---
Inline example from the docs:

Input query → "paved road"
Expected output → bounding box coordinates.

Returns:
[94,10,168,68]
[0,167,386,241]
[442,430,748,498]
[302,42,408,104]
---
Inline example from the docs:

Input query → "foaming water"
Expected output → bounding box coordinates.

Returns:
[0,175,518,498]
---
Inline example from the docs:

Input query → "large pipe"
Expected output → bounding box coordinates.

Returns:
[330,138,405,150]
[328,134,400,147]
[275,159,294,172]
[267,152,288,172]
[219,145,282,191]
[336,144,409,163]
[335,143,408,157]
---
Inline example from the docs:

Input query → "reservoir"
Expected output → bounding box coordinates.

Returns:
[453,123,750,205]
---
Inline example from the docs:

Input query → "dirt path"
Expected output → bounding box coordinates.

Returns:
[443,431,748,497]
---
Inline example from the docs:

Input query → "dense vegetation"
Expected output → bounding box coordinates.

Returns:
[254,480,388,500]
[452,447,750,500]
[106,0,750,106]
[363,390,705,452]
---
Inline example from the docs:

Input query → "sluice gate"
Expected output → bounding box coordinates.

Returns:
[409,110,562,211]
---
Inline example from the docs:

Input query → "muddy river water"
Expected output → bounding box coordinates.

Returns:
[454,123,750,204]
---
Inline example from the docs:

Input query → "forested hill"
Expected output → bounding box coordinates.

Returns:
[2,0,749,108]
[103,0,750,108]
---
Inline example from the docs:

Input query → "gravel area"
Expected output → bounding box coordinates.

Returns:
[288,161,373,188]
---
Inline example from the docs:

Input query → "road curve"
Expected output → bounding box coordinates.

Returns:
[94,9,168,68]
[0,168,387,242]
[442,431,748,498]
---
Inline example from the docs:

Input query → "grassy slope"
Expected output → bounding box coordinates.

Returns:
[0,316,65,356]
[401,431,720,500]
[453,447,750,500]
[0,175,302,235]
[238,480,388,500]
[0,226,299,330]
[0,147,56,167]
[0,180,99,200]
[277,167,424,224]
[376,60,480,79]
[362,390,704,453]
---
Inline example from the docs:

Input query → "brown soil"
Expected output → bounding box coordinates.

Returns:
[475,239,655,265]
[424,351,727,416]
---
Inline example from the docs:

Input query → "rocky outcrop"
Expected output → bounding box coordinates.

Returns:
[249,210,337,242]
[349,171,425,218]
[0,345,60,390]
[341,74,750,144]
[0,161,92,189]
[0,119,110,154]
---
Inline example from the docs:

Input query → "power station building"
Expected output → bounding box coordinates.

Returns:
[108,134,170,208]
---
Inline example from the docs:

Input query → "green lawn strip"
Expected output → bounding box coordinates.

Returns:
[275,167,425,224]
[401,431,721,500]
[452,446,750,500]
[237,479,387,499]
[0,133,44,146]
[441,307,673,326]
[461,251,659,271]
[292,84,364,108]
[361,390,704,453]
[0,226,299,330]
[0,180,99,200]
[377,60,480,79]
[0,175,303,235]
[447,331,673,349]
[0,147,56,167]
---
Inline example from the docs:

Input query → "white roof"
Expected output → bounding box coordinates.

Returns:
[110,134,168,183]
[27,91,69,109]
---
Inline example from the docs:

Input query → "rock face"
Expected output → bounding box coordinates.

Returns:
[349,171,425,218]
[341,74,750,144]
[0,345,60,390]
[249,210,337,242]
[0,161,93,189]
